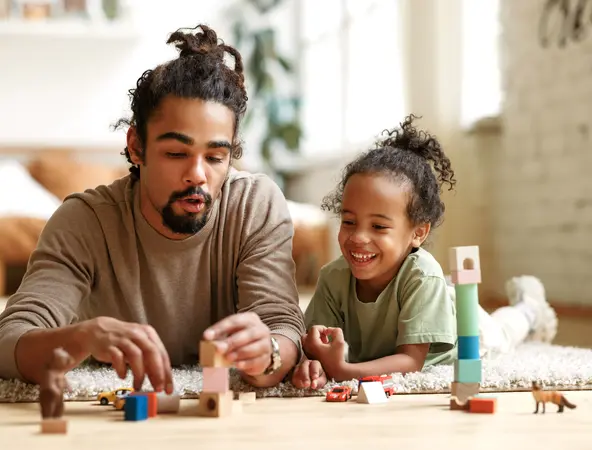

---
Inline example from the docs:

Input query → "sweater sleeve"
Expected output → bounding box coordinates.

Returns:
[0,198,96,380]
[235,175,306,358]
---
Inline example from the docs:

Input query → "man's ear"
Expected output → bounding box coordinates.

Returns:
[411,222,431,248]
[126,127,144,165]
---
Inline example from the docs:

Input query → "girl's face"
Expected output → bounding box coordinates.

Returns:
[337,173,429,295]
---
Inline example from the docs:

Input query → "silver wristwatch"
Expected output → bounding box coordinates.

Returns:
[263,336,281,375]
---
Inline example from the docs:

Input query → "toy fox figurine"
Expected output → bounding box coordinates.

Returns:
[532,381,576,413]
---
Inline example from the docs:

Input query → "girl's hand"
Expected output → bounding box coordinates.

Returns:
[302,326,348,380]
[291,358,327,390]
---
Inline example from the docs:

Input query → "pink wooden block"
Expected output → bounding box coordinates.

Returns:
[451,269,481,285]
[202,367,230,393]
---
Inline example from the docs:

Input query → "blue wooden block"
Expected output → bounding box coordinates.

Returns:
[458,336,480,359]
[124,395,148,421]
[454,359,482,383]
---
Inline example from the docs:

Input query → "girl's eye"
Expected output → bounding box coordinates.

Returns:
[341,220,354,225]
[373,225,387,230]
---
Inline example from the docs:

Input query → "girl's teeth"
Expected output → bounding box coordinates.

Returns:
[351,252,376,262]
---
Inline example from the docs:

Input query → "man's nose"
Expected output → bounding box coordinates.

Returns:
[184,157,207,185]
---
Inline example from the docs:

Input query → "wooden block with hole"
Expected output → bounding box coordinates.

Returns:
[449,246,481,273]
[198,391,233,417]
[40,418,68,434]
[451,382,480,403]
[469,396,497,414]
[449,396,469,411]
[450,269,481,285]
[200,340,232,368]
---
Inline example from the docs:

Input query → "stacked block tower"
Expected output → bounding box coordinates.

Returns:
[449,246,482,405]
[198,340,234,417]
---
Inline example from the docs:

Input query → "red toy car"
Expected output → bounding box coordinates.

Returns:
[326,385,353,402]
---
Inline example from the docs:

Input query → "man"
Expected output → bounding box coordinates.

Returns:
[0,24,306,392]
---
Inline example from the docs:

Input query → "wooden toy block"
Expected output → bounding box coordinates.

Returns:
[458,336,480,360]
[156,393,180,413]
[449,396,469,411]
[238,392,256,404]
[454,359,482,383]
[450,269,482,285]
[202,367,230,392]
[451,382,480,403]
[131,392,157,417]
[469,396,497,414]
[200,340,232,368]
[198,391,233,417]
[455,284,480,335]
[357,381,388,404]
[449,246,480,272]
[124,395,148,421]
[40,418,67,434]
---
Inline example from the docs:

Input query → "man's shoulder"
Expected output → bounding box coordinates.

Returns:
[224,168,282,199]
[64,174,133,209]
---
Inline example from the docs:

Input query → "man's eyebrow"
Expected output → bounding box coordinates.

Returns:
[156,132,194,145]
[207,140,232,150]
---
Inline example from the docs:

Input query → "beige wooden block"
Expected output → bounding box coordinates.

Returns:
[202,367,230,393]
[198,391,233,418]
[451,382,480,403]
[449,246,481,272]
[357,382,388,404]
[238,392,256,404]
[199,340,232,368]
[450,396,469,411]
[156,393,181,413]
[40,418,68,434]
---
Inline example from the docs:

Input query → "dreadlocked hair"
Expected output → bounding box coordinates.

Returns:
[321,114,456,229]
[114,24,248,178]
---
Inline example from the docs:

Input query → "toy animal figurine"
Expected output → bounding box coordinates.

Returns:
[532,381,576,414]
[39,347,75,420]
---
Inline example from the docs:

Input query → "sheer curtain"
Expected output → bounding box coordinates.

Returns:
[299,0,405,158]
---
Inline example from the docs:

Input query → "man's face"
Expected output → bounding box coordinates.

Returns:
[128,96,234,239]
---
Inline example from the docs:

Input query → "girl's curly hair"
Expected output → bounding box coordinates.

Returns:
[322,114,456,228]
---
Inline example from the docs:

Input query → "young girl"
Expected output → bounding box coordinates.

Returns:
[291,115,557,390]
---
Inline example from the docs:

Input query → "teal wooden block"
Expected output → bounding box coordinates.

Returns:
[454,359,482,383]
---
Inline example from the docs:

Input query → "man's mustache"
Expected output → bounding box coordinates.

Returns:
[169,186,213,206]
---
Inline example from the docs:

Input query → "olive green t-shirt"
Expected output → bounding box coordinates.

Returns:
[304,247,457,368]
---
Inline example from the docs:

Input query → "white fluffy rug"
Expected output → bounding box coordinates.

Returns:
[1,342,591,402]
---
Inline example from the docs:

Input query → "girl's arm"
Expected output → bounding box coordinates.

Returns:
[333,343,430,381]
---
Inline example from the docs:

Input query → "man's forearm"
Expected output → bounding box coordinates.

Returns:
[240,334,299,388]
[15,324,89,384]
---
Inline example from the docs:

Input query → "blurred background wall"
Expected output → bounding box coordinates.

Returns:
[0,0,590,310]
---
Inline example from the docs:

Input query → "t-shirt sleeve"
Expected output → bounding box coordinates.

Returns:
[0,198,96,380]
[235,175,306,358]
[396,275,456,353]
[303,269,343,330]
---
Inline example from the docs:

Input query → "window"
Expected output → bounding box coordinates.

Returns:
[299,0,405,157]
[460,0,501,127]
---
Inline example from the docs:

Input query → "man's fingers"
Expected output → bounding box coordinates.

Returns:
[235,353,271,376]
[223,325,268,355]
[292,360,310,388]
[142,325,174,393]
[108,346,127,379]
[203,312,259,341]
[226,338,270,363]
[117,339,146,391]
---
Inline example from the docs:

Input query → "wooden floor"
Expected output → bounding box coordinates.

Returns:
[1,391,591,449]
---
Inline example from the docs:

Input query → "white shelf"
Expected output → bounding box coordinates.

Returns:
[0,18,141,39]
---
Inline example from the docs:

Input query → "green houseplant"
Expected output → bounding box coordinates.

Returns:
[228,0,303,183]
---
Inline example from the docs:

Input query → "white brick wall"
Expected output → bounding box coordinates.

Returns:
[498,0,592,305]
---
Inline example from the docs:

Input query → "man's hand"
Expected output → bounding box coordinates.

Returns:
[291,358,327,390]
[203,312,272,376]
[302,325,348,380]
[78,317,174,393]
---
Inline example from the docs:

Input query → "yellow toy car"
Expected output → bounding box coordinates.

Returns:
[97,388,134,405]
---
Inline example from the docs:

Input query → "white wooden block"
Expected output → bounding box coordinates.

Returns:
[156,393,181,413]
[238,392,256,404]
[357,382,388,404]
[449,246,481,272]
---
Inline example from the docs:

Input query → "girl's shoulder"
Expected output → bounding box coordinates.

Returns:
[398,247,447,282]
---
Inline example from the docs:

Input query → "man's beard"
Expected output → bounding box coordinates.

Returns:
[161,186,213,235]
